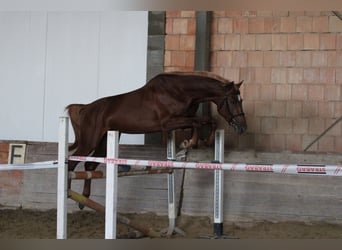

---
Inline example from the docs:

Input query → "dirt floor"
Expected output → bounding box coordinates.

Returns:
[1,209,342,239]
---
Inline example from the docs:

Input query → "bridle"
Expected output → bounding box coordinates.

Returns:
[217,90,245,125]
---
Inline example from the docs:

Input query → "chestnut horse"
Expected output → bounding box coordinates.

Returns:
[67,71,247,207]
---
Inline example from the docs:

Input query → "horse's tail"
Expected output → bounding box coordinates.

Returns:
[65,104,85,151]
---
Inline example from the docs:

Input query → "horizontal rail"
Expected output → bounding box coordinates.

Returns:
[68,155,342,177]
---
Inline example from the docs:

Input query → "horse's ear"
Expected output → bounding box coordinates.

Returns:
[236,80,244,88]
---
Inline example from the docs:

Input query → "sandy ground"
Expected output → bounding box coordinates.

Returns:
[1,209,342,239]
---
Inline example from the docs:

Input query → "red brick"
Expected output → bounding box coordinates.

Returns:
[256,34,272,51]
[280,17,296,32]
[295,51,312,67]
[286,135,302,152]
[255,101,272,116]
[232,51,247,67]
[239,67,256,83]
[180,11,195,18]
[318,136,335,152]
[308,118,325,134]
[303,101,318,118]
[255,68,271,83]
[312,51,328,67]
[335,137,342,153]
[211,35,225,50]
[324,85,341,101]
[216,51,232,66]
[325,117,342,136]
[241,34,256,50]
[246,116,261,134]
[263,51,279,67]
[248,18,265,33]
[318,102,335,118]
[279,51,296,67]
[271,68,287,84]
[264,17,281,33]
[336,68,342,84]
[185,51,194,67]
[293,119,309,134]
[319,34,336,50]
[304,34,319,50]
[288,68,303,84]
[337,34,342,50]
[165,19,173,34]
[329,15,342,32]
[287,34,304,50]
[259,84,276,100]
[167,11,181,18]
[302,135,317,152]
[255,134,271,151]
[286,101,302,117]
[187,19,196,35]
[335,102,342,117]
[0,152,8,164]
[289,11,304,16]
[271,134,286,151]
[308,85,324,101]
[180,35,195,50]
[276,118,293,134]
[233,18,248,33]
[171,51,186,66]
[272,34,287,50]
[218,18,233,33]
[224,34,240,50]
[225,11,242,17]
[320,68,335,84]
[303,68,320,83]
[273,11,289,17]
[291,84,307,100]
[247,51,263,67]
[296,16,313,32]
[165,35,180,50]
[164,51,171,66]
[261,117,277,134]
[257,11,273,17]
[270,101,286,117]
[173,18,188,34]
[276,85,291,100]
[223,68,240,82]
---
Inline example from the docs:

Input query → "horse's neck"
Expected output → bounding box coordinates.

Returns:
[183,81,225,103]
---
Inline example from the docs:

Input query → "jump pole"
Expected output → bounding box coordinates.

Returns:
[165,131,185,236]
[105,131,119,239]
[213,129,224,237]
[57,116,69,239]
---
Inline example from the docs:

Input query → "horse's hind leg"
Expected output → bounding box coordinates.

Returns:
[81,136,107,204]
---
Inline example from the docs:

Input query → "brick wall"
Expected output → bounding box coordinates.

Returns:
[165,11,342,153]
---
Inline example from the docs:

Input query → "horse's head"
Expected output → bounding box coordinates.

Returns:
[217,81,247,134]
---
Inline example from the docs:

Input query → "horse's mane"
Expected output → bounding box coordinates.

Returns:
[159,71,233,85]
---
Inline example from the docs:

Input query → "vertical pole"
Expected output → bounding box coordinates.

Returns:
[213,129,224,237]
[105,131,119,239]
[57,116,69,239]
[166,131,176,235]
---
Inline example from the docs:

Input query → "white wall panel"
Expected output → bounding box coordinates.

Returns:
[0,12,46,141]
[0,11,148,143]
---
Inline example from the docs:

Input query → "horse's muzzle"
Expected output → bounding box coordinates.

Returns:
[229,114,247,135]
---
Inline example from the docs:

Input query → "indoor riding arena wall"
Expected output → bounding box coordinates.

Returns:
[1,10,342,226]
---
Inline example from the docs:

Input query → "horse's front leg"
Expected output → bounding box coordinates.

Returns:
[203,119,217,146]
[180,127,199,149]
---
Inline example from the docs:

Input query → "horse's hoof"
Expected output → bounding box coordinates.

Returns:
[78,202,85,210]
[179,140,190,149]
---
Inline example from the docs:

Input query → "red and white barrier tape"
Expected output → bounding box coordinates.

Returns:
[0,160,58,171]
[68,155,342,177]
